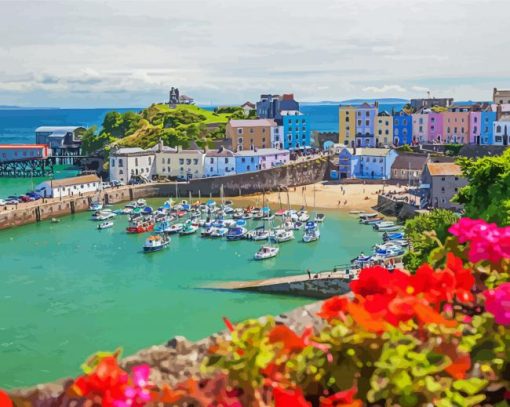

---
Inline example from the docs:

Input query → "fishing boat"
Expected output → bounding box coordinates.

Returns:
[303,221,320,243]
[315,213,325,223]
[270,228,295,243]
[180,221,198,235]
[143,234,170,253]
[126,220,154,234]
[247,226,271,241]
[89,201,103,211]
[254,245,279,260]
[166,223,184,234]
[226,227,247,241]
[372,221,395,230]
[97,221,114,230]
[210,227,229,238]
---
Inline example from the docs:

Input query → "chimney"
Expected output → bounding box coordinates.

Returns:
[497,104,502,120]
[494,88,497,102]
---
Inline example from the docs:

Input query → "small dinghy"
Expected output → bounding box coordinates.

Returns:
[254,245,279,260]
[97,221,114,230]
[314,213,325,223]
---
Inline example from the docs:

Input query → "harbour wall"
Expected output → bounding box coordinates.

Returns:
[0,156,328,230]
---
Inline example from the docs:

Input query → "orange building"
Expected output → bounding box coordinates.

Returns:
[226,119,277,151]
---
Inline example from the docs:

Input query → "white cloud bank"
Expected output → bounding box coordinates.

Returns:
[0,0,509,107]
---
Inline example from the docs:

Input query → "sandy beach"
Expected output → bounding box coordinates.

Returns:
[239,182,408,212]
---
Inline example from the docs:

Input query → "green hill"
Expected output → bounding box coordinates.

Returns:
[81,103,248,155]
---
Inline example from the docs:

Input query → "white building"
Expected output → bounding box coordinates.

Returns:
[271,126,284,149]
[153,141,205,180]
[35,174,101,198]
[109,147,156,184]
[493,120,510,145]
[204,148,236,177]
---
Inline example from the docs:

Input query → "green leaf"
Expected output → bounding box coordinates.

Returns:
[452,378,488,396]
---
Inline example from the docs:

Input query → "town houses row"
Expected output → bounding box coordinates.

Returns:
[338,88,510,147]
[109,140,290,184]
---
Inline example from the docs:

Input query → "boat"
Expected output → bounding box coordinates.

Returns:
[315,213,325,223]
[383,232,405,241]
[142,206,153,215]
[275,209,286,217]
[358,212,378,219]
[374,246,405,258]
[210,227,229,238]
[143,234,170,253]
[303,221,320,243]
[270,228,295,243]
[126,220,154,234]
[247,226,271,241]
[89,201,103,211]
[136,199,147,208]
[180,221,198,235]
[51,218,60,223]
[297,211,310,222]
[349,210,363,214]
[91,210,116,221]
[372,221,395,230]
[352,253,372,265]
[226,227,247,241]
[376,225,402,232]
[167,223,184,234]
[154,221,172,234]
[201,227,213,237]
[262,214,275,221]
[254,245,280,260]
[236,219,247,227]
[391,239,409,247]
[97,221,114,230]
[360,217,384,225]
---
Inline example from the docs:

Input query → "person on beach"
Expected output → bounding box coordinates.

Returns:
[306,269,311,279]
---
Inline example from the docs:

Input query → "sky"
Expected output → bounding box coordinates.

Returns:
[0,0,509,108]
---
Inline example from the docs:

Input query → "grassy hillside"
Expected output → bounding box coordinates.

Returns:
[81,103,245,155]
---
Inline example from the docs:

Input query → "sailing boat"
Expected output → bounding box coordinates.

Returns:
[254,215,279,260]
[303,185,320,243]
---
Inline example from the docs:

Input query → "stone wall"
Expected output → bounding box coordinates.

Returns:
[0,157,328,231]
[376,194,418,220]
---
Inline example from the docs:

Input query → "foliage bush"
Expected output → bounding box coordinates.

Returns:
[6,217,510,406]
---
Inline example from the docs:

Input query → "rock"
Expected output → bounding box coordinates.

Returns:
[166,335,191,353]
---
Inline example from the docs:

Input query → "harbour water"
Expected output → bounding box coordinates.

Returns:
[0,200,382,388]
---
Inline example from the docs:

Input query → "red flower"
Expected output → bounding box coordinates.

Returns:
[268,325,306,354]
[223,317,235,333]
[273,386,310,407]
[0,390,13,407]
[320,386,362,407]
[317,296,348,321]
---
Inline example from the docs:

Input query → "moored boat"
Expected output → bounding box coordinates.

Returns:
[270,228,295,243]
[91,209,116,221]
[167,223,184,234]
[247,226,270,241]
[97,221,114,230]
[180,221,198,235]
[89,201,103,211]
[143,234,170,253]
[376,225,402,232]
[315,213,325,223]
[226,227,247,241]
[302,221,320,243]
[210,227,229,238]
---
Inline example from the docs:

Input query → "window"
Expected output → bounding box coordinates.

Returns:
[497,125,502,132]
[119,158,123,166]
[441,177,445,181]
[179,158,184,165]
[241,157,245,163]
[441,187,445,192]
[225,158,229,164]
[148,157,152,165]
[366,111,369,117]
[357,120,361,126]
[210,158,214,163]
[193,159,198,165]
[237,128,243,135]
[119,169,123,174]
[365,120,369,126]
[167,158,171,164]
[111,159,115,167]
[135,158,138,166]
[249,128,254,133]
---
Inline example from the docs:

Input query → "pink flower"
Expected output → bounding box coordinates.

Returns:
[449,218,510,263]
[484,283,510,325]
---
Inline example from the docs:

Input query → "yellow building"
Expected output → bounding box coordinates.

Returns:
[338,106,357,146]
[375,111,393,146]
[154,142,205,180]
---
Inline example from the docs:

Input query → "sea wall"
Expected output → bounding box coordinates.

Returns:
[8,302,324,406]
[0,157,329,231]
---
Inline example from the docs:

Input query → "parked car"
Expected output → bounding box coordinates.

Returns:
[6,195,20,202]
[19,195,34,202]
[110,180,125,187]
[26,192,42,200]
[101,182,112,189]
[0,199,7,205]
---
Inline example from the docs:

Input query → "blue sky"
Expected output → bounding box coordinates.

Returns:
[0,0,508,107]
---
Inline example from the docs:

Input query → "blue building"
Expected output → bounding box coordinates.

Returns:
[281,110,310,149]
[393,111,413,146]
[234,150,260,174]
[256,93,299,121]
[336,147,398,180]
[355,102,378,147]
[480,111,497,145]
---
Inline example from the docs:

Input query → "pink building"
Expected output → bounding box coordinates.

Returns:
[442,112,470,144]
[257,148,290,170]
[428,112,443,143]
[412,113,429,143]
[469,112,481,144]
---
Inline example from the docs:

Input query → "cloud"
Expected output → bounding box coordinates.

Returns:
[411,86,430,92]
[362,85,407,93]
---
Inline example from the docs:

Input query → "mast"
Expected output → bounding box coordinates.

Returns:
[286,187,291,210]
[278,188,282,210]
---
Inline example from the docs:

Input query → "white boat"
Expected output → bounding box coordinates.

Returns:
[349,210,363,214]
[91,210,116,221]
[97,221,114,230]
[373,221,395,230]
[359,212,378,218]
[136,199,147,208]
[143,234,170,253]
[167,223,184,234]
[377,225,402,232]
[254,245,279,260]
[247,227,270,241]
[89,201,103,211]
[210,227,229,238]
[297,211,310,222]
[303,221,320,243]
[270,229,294,243]
[391,239,409,247]
[180,222,198,235]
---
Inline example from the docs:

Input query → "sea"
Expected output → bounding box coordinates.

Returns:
[0,103,405,197]
[0,105,396,387]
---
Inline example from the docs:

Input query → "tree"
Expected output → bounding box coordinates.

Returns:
[455,149,510,226]
[81,126,115,155]
[396,144,413,153]
[102,112,124,137]
[403,209,459,272]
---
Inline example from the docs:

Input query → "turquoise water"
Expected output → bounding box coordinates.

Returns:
[0,200,381,388]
